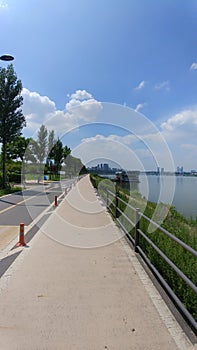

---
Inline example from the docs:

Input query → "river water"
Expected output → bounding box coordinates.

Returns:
[100,174,197,219]
[138,175,197,219]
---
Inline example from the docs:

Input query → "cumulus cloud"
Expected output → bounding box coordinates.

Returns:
[65,96,102,122]
[190,62,197,70]
[134,80,146,90]
[155,80,170,91]
[79,129,172,171]
[70,90,93,100]
[160,107,197,170]
[72,138,145,171]
[22,88,56,117]
[22,88,102,137]
[161,108,197,135]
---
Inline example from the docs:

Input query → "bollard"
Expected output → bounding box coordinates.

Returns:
[54,195,58,206]
[16,223,26,247]
[65,188,67,195]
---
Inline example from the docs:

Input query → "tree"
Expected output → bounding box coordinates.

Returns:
[35,124,48,175]
[53,138,64,174]
[6,136,35,162]
[6,136,37,183]
[63,145,71,158]
[0,64,25,188]
[47,130,56,160]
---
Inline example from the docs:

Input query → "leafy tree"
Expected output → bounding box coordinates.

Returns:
[47,129,56,160]
[63,145,71,158]
[32,124,48,177]
[6,136,35,162]
[0,64,25,188]
[53,138,64,174]
[36,124,48,163]
[6,136,37,183]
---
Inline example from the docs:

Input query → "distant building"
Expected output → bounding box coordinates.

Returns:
[103,163,109,171]
[88,163,120,174]
[177,166,184,174]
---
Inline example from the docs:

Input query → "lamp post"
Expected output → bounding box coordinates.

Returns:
[0,54,14,61]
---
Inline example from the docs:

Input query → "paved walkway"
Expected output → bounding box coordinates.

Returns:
[0,175,195,350]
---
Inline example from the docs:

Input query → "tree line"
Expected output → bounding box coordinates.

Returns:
[0,64,86,188]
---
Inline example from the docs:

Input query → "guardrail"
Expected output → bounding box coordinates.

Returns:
[106,188,197,334]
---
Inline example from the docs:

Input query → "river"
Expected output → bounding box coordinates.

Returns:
[100,174,197,219]
[139,175,197,219]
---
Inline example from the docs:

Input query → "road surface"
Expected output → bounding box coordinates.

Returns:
[0,179,76,250]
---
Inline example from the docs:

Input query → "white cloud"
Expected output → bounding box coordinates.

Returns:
[155,80,170,91]
[161,108,197,134]
[0,0,8,9]
[70,89,93,100]
[134,80,146,90]
[66,98,102,122]
[22,88,56,117]
[22,88,102,137]
[135,103,144,112]
[160,107,197,170]
[82,134,137,145]
[190,62,197,70]
[72,138,145,171]
[78,130,173,171]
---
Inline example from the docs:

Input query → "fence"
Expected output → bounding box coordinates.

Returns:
[106,188,197,334]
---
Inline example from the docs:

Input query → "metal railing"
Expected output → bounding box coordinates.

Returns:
[106,188,197,334]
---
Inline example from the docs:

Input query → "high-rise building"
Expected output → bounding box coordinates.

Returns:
[103,163,109,171]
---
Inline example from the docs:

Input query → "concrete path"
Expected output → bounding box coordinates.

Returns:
[0,175,195,350]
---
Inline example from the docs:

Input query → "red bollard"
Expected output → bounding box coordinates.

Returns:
[16,223,26,247]
[54,195,58,206]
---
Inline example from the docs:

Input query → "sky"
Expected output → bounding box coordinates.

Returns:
[1,0,197,171]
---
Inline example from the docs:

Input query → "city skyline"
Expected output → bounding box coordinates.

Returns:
[87,162,197,175]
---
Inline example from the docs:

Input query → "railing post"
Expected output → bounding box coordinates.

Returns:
[115,183,118,218]
[106,190,109,209]
[135,208,140,252]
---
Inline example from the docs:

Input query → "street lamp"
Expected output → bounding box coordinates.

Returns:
[0,54,14,61]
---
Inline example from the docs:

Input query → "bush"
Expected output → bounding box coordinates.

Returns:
[7,172,21,183]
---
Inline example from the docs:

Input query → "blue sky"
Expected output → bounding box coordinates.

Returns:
[1,0,197,171]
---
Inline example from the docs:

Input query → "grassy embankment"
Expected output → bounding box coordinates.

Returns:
[90,173,197,322]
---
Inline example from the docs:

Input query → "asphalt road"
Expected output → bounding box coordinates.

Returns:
[0,179,75,227]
